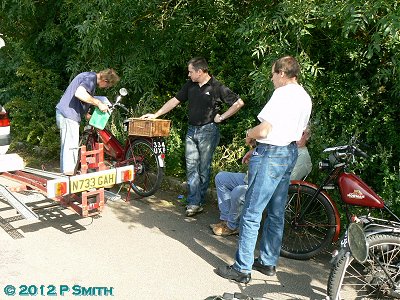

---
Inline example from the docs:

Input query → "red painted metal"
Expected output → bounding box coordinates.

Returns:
[338,172,385,208]
[1,170,47,193]
[1,143,109,218]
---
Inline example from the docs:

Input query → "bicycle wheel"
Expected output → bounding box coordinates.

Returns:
[280,184,337,260]
[327,234,400,299]
[125,138,164,197]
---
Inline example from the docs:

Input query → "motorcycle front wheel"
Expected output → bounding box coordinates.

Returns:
[327,234,400,299]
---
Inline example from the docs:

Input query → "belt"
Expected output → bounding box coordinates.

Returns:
[188,122,215,127]
[256,141,296,146]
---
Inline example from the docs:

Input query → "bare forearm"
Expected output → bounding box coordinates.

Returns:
[246,121,272,139]
[75,86,108,112]
[215,99,244,123]
[154,98,180,118]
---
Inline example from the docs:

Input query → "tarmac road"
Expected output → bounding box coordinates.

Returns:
[0,183,331,300]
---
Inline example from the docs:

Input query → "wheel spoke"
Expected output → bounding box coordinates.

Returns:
[281,184,337,260]
[125,139,164,197]
[328,234,400,299]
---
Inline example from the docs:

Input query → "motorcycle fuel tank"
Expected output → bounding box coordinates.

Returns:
[338,173,384,208]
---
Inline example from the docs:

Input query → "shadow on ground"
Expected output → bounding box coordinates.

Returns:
[109,188,329,300]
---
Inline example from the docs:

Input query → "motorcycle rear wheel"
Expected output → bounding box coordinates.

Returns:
[327,234,400,299]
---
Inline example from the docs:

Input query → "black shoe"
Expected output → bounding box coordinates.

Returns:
[216,265,251,283]
[252,259,276,276]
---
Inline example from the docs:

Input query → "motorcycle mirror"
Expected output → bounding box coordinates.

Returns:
[347,222,368,263]
[119,88,128,97]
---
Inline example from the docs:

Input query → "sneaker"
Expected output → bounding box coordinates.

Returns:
[252,258,276,276]
[209,220,226,230]
[185,205,203,217]
[212,223,239,236]
[216,265,251,283]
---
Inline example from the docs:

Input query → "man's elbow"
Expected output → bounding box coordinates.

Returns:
[236,99,245,109]
[259,129,269,138]
[259,123,272,138]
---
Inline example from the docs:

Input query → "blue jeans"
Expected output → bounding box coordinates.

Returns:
[233,142,298,273]
[185,123,220,206]
[215,171,247,230]
[56,111,80,174]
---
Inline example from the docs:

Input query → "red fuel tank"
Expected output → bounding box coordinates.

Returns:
[338,173,384,208]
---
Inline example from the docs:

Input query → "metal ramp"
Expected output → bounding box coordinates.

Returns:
[22,167,67,179]
[0,184,39,220]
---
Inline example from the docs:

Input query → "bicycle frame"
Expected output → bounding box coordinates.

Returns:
[79,88,166,197]
[87,126,165,168]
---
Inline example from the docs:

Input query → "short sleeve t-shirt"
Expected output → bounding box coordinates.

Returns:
[257,83,312,146]
[175,76,239,126]
[56,72,97,122]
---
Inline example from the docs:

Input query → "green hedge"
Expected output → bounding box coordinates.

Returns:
[0,0,399,212]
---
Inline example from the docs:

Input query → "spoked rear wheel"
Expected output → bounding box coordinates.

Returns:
[281,184,338,260]
[327,234,400,299]
[125,138,164,197]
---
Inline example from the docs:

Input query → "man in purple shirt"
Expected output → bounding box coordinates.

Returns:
[56,69,119,175]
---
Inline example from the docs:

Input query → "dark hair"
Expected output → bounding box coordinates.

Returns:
[273,56,300,79]
[188,57,209,73]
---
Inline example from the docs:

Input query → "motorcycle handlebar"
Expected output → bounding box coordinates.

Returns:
[354,147,368,159]
[114,103,129,113]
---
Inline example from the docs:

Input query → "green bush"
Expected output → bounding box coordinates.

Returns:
[0,0,398,211]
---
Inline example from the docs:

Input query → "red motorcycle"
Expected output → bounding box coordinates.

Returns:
[0,104,11,155]
[78,88,167,197]
[281,136,400,260]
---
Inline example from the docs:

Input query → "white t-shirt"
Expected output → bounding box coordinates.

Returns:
[257,83,312,146]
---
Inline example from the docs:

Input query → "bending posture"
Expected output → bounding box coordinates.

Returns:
[216,56,312,283]
[141,57,244,217]
[56,69,120,175]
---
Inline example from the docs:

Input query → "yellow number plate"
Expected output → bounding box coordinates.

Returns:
[69,169,116,193]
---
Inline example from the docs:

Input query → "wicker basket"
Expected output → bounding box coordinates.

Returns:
[128,118,171,137]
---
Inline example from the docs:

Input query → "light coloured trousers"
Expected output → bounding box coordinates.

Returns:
[56,111,79,174]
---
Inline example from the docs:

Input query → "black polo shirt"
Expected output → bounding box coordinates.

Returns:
[175,76,240,126]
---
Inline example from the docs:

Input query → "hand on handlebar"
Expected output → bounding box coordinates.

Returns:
[140,113,156,119]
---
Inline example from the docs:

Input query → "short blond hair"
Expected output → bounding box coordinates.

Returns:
[99,68,120,86]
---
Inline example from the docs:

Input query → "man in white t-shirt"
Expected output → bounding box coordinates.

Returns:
[216,56,312,283]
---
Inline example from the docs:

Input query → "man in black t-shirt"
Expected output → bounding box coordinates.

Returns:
[141,57,244,217]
